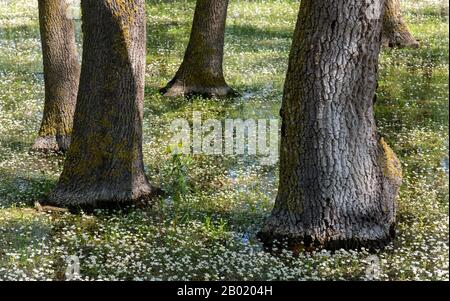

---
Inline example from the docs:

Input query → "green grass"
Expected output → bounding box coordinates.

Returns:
[0,0,448,280]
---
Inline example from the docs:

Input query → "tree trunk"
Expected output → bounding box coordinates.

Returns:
[32,0,80,153]
[160,0,237,98]
[382,0,419,48]
[258,0,402,251]
[49,0,155,208]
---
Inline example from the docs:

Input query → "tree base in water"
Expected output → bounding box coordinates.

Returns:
[31,135,71,153]
[257,214,396,252]
[382,34,420,49]
[160,81,239,99]
[47,185,161,212]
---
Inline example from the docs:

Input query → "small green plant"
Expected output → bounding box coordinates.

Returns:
[166,144,192,204]
[165,143,193,228]
[203,216,228,238]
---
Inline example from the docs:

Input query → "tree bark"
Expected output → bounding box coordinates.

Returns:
[49,0,155,208]
[32,0,80,153]
[382,0,419,48]
[160,0,237,98]
[258,0,402,251]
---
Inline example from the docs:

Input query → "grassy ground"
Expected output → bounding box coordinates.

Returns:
[0,0,448,280]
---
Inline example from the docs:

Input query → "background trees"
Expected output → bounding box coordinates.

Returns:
[258,0,402,250]
[32,0,80,153]
[161,0,237,98]
[49,0,155,208]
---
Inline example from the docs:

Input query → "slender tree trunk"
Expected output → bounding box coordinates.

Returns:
[258,0,402,251]
[382,0,419,48]
[32,0,80,153]
[161,0,237,98]
[49,0,155,208]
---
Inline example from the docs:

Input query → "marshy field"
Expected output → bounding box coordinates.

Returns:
[0,0,448,280]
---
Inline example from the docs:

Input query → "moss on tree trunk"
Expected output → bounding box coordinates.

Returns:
[32,0,80,153]
[49,0,156,209]
[258,0,402,251]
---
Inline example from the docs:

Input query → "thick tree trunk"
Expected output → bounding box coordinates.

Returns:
[382,0,419,48]
[49,0,155,208]
[32,0,80,153]
[161,0,237,98]
[258,0,402,251]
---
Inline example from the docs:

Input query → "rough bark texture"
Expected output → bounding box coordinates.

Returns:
[161,0,237,98]
[49,0,155,208]
[382,0,419,48]
[32,0,80,153]
[258,0,402,251]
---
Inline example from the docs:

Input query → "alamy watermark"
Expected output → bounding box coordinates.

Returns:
[365,255,382,280]
[65,255,80,281]
[65,254,98,281]
[169,112,279,166]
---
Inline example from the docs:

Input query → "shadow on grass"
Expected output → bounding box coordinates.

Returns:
[0,136,31,153]
[143,85,247,119]
[226,23,293,42]
[0,169,57,207]
[0,208,52,250]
